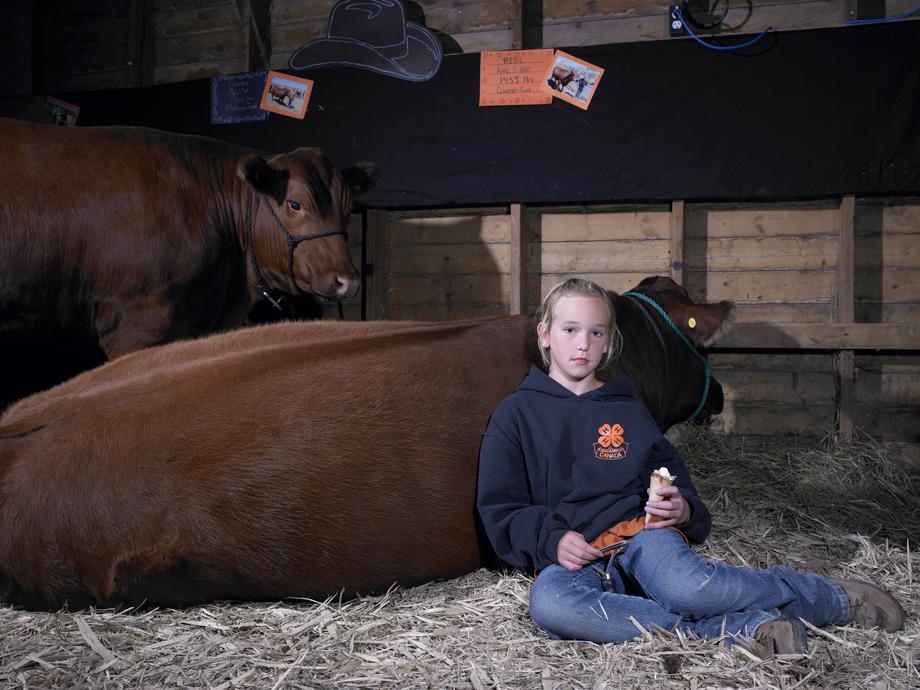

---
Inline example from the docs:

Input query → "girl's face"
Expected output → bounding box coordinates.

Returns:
[538,294,611,392]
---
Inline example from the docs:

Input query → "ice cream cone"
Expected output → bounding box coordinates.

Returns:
[645,466,676,524]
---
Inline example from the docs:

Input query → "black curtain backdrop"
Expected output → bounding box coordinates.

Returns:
[70,21,920,209]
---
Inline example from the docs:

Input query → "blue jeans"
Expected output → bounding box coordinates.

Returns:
[530,529,851,643]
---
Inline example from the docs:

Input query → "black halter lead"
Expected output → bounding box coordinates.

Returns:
[245,190,347,311]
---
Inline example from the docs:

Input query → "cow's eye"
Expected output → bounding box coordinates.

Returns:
[287,200,302,212]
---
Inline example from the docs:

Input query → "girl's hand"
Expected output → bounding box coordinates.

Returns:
[644,485,690,528]
[556,531,604,571]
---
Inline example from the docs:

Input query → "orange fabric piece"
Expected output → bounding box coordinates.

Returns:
[589,516,647,552]
[589,516,690,556]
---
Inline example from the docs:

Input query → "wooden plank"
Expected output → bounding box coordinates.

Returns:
[389,214,509,244]
[714,402,836,436]
[852,406,920,442]
[510,204,527,314]
[835,351,855,439]
[836,195,856,439]
[388,274,511,306]
[387,304,508,321]
[724,303,836,324]
[389,243,511,275]
[157,29,244,64]
[365,209,389,320]
[683,269,837,303]
[531,239,670,273]
[718,370,835,403]
[670,200,684,284]
[838,195,856,322]
[855,234,920,269]
[271,0,336,23]
[268,20,326,54]
[717,323,920,350]
[156,3,241,37]
[539,210,670,242]
[686,205,839,239]
[684,236,839,271]
[153,58,242,83]
[710,353,833,376]
[856,303,920,323]
[156,0,230,10]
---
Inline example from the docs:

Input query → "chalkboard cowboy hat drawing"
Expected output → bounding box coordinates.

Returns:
[289,0,442,82]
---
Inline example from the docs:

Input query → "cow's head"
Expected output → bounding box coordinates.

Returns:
[611,276,734,431]
[239,149,380,301]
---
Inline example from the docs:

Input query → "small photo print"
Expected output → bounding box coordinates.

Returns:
[542,51,604,110]
[260,71,314,119]
[45,97,80,126]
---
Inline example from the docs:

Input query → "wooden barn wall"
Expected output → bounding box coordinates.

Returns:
[24,0,920,91]
[153,0,246,86]
[363,198,920,442]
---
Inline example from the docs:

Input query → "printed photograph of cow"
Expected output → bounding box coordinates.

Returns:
[542,50,604,110]
[259,71,314,120]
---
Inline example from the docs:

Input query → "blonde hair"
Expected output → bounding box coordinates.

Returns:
[535,278,622,370]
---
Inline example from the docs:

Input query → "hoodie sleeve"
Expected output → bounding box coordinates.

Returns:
[476,405,570,571]
[647,435,712,544]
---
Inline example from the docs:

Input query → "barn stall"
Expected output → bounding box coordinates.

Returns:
[1,0,919,687]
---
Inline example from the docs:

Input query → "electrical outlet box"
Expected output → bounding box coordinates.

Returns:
[668,4,686,36]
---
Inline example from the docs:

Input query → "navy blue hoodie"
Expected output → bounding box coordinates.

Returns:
[477,367,712,571]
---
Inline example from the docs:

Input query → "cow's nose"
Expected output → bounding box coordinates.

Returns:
[335,275,360,298]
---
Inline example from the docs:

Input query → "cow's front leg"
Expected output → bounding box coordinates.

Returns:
[94,296,175,359]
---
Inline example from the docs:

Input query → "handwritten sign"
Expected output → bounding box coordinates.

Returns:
[210,72,270,124]
[479,49,554,107]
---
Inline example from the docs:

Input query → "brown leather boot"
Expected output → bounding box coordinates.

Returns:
[830,578,905,632]
[754,617,808,654]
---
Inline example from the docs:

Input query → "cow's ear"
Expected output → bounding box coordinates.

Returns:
[341,161,380,197]
[672,300,734,347]
[239,155,289,205]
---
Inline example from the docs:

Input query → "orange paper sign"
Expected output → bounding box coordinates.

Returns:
[479,49,554,107]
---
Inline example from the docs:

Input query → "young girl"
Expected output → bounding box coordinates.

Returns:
[476,278,903,652]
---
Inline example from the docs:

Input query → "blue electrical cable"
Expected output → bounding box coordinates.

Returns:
[846,5,920,23]
[674,6,773,51]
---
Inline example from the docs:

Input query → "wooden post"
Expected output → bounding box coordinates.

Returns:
[511,0,542,49]
[234,0,272,70]
[835,194,856,440]
[127,0,154,87]
[509,203,528,314]
[364,209,389,320]
[670,200,685,285]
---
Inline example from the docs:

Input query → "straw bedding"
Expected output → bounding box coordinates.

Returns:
[1,428,917,689]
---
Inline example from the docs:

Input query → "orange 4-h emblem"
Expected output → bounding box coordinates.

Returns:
[597,423,625,448]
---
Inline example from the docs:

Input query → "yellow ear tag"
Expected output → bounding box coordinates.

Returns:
[688,317,697,329]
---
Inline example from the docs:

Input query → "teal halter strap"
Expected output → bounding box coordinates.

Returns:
[622,291,712,423]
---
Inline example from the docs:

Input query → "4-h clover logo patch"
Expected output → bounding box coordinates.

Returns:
[593,423,629,460]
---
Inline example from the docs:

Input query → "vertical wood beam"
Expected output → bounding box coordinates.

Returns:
[835,194,856,440]
[511,0,543,50]
[234,0,272,70]
[127,0,155,87]
[509,203,529,314]
[670,200,685,285]
[364,209,389,321]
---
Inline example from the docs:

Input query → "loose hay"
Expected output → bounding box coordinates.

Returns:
[2,428,918,689]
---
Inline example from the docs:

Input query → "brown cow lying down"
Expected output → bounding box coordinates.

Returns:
[0,118,378,405]
[0,277,732,611]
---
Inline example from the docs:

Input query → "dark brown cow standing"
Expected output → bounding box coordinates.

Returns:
[0,277,732,611]
[0,117,378,406]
